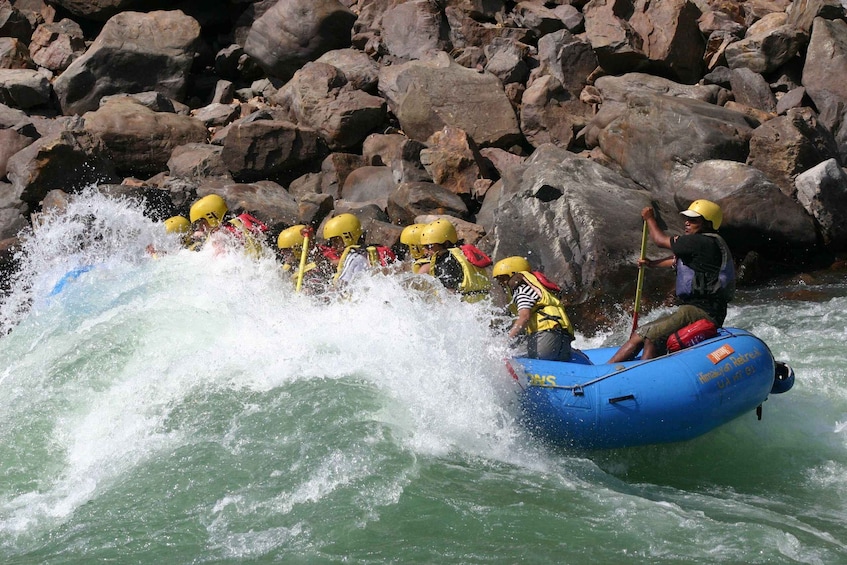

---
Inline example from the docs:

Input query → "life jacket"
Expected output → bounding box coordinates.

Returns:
[666,319,718,352]
[675,233,735,302]
[531,270,561,294]
[430,247,491,303]
[365,244,396,267]
[412,257,430,274]
[225,213,269,258]
[333,244,396,281]
[460,244,492,268]
[507,272,574,336]
[227,213,268,235]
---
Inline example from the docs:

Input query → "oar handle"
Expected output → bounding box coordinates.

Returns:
[295,227,314,293]
[631,220,649,332]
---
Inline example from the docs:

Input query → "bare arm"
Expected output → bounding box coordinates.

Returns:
[642,207,672,249]
[509,308,532,339]
[639,255,676,269]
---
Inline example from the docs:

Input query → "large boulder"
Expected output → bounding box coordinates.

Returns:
[0,69,52,110]
[378,51,522,148]
[387,180,468,225]
[28,19,86,73]
[0,121,38,180]
[597,93,754,201]
[316,48,381,93]
[338,165,397,208]
[243,0,357,82]
[53,10,201,115]
[271,62,387,150]
[82,97,208,177]
[802,17,847,163]
[724,13,806,74]
[745,107,841,197]
[795,158,847,250]
[486,144,655,322]
[46,0,169,21]
[536,30,598,97]
[381,0,451,61]
[419,126,490,197]
[6,130,120,209]
[584,0,705,84]
[0,37,34,69]
[675,159,820,265]
[520,75,594,150]
[220,116,328,184]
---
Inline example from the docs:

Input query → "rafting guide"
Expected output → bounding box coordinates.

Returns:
[607,199,736,364]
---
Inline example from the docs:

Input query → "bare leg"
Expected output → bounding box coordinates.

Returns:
[607,333,645,364]
[641,338,658,360]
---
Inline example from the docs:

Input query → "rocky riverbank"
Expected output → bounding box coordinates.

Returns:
[1,0,846,330]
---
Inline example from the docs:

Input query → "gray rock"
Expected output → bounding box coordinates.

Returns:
[381,0,451,61]
[6,130,119,209]
[0,69,52,109]
[487,144,654,315]
[378,51,522,148]
[746,107,841,197]
[387,180,468,225]
[243,0,357,81]
[795,158,847,249]
[53,10,201,115]
[82,97,208,177]
[598,93,754,201]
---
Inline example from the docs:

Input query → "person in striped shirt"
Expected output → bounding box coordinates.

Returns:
[493,256,575,361]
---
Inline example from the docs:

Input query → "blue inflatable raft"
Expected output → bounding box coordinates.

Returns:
[507,327,794,450]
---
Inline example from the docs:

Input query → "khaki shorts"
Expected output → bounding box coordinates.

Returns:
[637,304,714,343]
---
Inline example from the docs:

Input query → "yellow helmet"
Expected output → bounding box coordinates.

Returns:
[189,194,228,227]
[323,213,362,246]
[277,224,307,250]
[493,256,531,278]
[164,216,190,234]
[681,199,722,230]
[400,223,426,259]
[419,218,458,246]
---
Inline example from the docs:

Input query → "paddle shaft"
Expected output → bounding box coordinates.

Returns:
[631,220,649,333]
[295,231,311,293]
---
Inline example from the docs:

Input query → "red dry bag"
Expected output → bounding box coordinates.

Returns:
[666,319,718,352]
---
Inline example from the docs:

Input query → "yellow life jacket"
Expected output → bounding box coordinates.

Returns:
[334,244,397,281]
[508,272,574,335]
[227,218,265,259]
[411,257,430,274]
[428,247,491,303]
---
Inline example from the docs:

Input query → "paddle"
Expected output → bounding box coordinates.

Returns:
[631,220,649,334]
[295,226,313,293]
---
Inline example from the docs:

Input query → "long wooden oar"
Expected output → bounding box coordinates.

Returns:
[631,220,649,334]
[295,227,312,293]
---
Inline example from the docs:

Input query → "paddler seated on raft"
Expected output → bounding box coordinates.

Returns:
[493,256,575,361]
[399,223,430,274]
[146,215,191,257]
[188,194,269,258]
[276,224,330,294]
[321,213,396,286]
[607,199,736,364]
[419,218,491,303]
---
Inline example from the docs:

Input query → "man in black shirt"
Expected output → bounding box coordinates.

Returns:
[607,200,735,363]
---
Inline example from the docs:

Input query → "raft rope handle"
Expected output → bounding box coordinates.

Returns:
[608,394,636,404]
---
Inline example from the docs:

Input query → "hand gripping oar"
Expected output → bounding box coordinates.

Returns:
[631,220,649,334]
[295,226,313,293]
